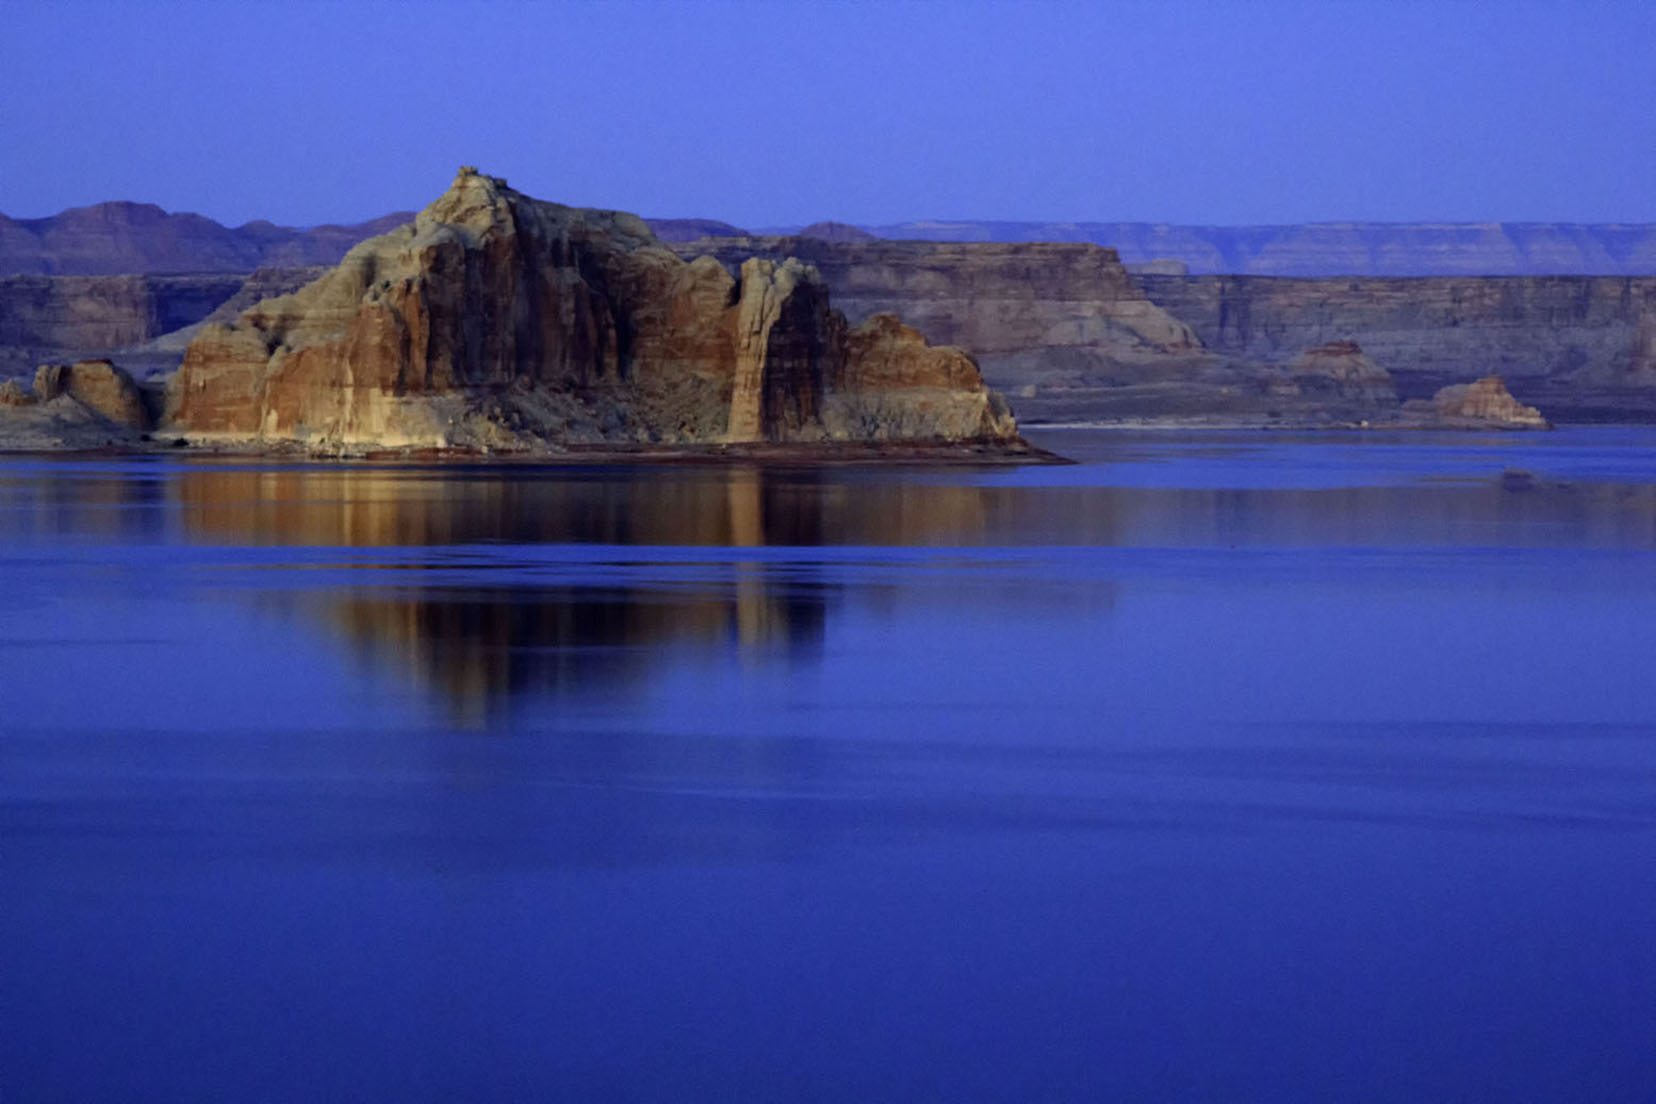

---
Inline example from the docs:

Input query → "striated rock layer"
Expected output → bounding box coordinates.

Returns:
[0,273,247,378]
[686,238,1639,424]
[164,170,1020,454]
[1137,274,1656,421]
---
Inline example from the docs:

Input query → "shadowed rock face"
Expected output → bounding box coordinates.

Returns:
[1287,342,1398,407]
[0,358,154,448]
[0,273,249,378]
[33,360,152,429]
[164,170,1017,452]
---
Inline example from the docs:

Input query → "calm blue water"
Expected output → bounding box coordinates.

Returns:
[4,428,1656,1102]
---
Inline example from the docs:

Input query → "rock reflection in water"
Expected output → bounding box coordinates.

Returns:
[171,467,855,719]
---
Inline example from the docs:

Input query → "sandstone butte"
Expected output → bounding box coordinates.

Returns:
[161,168,1029,458]
[1410,376,1550,429]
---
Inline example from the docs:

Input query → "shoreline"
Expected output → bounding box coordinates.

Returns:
[1024,418,1554,432]
[0,435,1073,466]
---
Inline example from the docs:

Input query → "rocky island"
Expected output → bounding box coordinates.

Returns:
[0,169,1032,459]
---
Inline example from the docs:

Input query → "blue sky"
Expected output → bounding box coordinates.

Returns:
[3,0,1652,227]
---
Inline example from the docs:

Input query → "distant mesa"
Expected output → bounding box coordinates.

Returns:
[796,222,878,243]
[644,218,751,243]
[1125,258,1189,276]
[0,202,414,276]
[855,220,1656,277]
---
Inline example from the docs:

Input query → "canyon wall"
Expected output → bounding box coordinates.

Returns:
[678,239,1656,422]
[0,274,245,377]
[1137,274,1656,421]
[0,269,324,379]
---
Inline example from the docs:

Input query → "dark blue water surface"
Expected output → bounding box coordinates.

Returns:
[4,428,1656,1102]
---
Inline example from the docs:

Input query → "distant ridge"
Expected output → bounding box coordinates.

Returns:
[836,220,1656,277]
[644,217,749,242]
[6,200,1656,277]
[0,203,415,276]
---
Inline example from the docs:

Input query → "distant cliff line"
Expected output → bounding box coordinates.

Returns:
[5,200,1656,277]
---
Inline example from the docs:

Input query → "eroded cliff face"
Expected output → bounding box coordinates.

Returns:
[681,238,1650,423]
[677,237,1218,423]
[0,274,248,378]
[165,170,1019,452]
[1137,274,1656,421]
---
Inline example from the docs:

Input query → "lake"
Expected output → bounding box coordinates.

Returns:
[4,428,1655,1101]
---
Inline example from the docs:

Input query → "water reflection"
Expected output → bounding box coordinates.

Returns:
[6,439,1656,724]
[169,467,856,720]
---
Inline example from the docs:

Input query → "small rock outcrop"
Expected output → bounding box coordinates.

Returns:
[1287,341,1399,406]
[0,358,153,449]
[164,169,1020,454]
[33,359,153,429]
[0,379,33,406]
[1410,376,1549,429]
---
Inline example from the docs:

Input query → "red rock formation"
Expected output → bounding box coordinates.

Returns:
[165,169,1019,453]
[1420,376,1549,428]
[34,359,152,429]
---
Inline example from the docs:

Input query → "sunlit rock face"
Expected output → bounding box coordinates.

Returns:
[1410,376,1550,429]
[164,169,1019,453]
